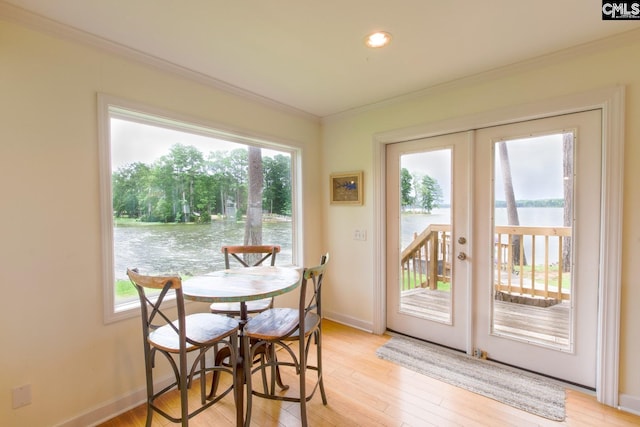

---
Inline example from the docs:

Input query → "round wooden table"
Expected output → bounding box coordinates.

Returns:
[183,266,301,312]
[183,266,301,426]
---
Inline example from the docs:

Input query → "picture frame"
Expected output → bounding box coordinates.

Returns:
[330,171,363,205]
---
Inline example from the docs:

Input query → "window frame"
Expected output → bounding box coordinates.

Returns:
[98,94,301,323]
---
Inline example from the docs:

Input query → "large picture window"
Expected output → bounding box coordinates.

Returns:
[99,95,298,322]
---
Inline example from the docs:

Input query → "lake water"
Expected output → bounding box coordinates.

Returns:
[114,207,565,278]
[114,220,292,279]
[402,207,565,261]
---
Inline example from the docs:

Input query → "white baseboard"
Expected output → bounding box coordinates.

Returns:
[53,315,372,427]
[619,393,640,416]
[55,388,146,427]
[54,348,215,426]
[323,310,373,333]
[54,377,173,427]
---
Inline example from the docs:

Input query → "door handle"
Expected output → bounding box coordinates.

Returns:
[457,252,467,261]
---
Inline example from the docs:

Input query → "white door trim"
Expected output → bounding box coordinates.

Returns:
[371,85,624,406]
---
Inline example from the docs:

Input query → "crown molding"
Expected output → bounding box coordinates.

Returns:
[0,2,320,123]
[4,2,639,123]
[323,28,640,123]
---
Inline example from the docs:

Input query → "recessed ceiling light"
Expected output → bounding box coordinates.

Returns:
[365,31,392,48]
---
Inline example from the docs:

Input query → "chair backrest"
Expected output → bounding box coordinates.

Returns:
[126,268,189,346]
[300,253,330,319]
[221,245,281,268]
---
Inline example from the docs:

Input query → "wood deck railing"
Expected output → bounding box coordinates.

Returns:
[400,224,572,301]
[495,225,571,301]
[400,224,451,291]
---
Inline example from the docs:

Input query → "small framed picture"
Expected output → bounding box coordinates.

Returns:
[330,171,363,205]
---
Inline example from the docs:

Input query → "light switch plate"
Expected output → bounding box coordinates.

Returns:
[353,229,367,241]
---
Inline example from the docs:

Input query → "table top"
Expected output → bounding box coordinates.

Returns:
[182,266,301,303]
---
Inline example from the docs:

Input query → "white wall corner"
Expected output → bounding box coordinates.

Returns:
[619,394,640,416]
[324,311,374,333]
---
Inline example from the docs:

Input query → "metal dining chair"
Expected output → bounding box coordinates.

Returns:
[209,245,281,316]
[242,253,330,427]
[209,244,286,397]
[127,268,239,427]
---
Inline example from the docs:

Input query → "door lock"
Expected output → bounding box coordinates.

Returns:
[457,252,467,260]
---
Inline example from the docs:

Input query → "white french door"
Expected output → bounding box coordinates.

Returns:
[473,110,600,388]
[386,110,601,388]
[386,131,470,351]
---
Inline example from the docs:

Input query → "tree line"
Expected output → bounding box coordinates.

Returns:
[399,167,565,214]
[494,199,565,208]
[112,143,291,223]
[400,168,444,213]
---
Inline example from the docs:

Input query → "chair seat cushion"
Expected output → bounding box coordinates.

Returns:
[210,298,272,315]
[244,309,320,341]
[149,313,239,352]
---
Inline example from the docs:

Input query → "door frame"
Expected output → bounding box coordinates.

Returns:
[371,86,624,406]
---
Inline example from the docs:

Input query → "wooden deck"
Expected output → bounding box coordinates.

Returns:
[400,288,451,323]
[401,289,571,350]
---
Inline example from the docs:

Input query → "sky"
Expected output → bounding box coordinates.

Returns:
[493,134,565,200]
[110,118,285,170]
[112,117,566,201]
[401,134,566,202]
[401,148,452,202]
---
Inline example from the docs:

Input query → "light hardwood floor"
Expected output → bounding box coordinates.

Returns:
[99,320,640,426]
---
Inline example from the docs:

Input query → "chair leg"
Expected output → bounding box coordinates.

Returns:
[243,334,253,427]
[252,341,288,393]
[316,330,327,404]
[266,343,289,391]
[179,353,189,427]
[259,352,268,393]
[199,349,207,405]
[299,336,308,427]
[209,345,231,399]
[144,347,154,427]
[145,401,153,427]
[269,343,278,395]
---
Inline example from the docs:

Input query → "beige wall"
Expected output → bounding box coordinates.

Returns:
[3,12,640,426]
[0,20,321,426]
[321,33,640,408]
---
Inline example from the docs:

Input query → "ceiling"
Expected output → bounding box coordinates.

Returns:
[3,1,638,117]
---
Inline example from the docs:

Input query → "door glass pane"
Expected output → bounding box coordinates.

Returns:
[492,133,573,351]
[399,149,452,323]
